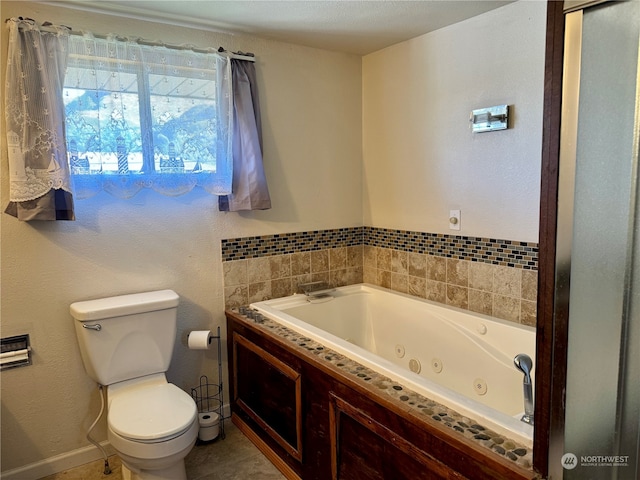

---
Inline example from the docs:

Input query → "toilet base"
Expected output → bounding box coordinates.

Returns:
[121,459,187,480]
[109,415,198,480]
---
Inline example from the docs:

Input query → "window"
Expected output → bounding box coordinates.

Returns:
[64,34,233,198]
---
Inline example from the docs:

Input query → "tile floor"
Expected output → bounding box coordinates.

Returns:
[40,421,285,480]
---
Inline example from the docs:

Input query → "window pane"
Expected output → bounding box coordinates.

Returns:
[148,73,217,173]
[64,74,143,174]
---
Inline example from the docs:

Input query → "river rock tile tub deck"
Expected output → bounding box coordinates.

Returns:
[233,308,533,471]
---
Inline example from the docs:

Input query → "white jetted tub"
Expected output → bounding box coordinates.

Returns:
[251,283,535,446]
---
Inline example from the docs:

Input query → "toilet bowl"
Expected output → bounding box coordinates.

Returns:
[107,374,198,480]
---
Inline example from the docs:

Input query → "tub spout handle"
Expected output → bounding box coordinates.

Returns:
[514,353,534,425]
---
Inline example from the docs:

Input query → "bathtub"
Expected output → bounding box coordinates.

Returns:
[250,283,535,447]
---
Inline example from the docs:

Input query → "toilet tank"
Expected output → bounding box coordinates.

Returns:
[71,290,180,386]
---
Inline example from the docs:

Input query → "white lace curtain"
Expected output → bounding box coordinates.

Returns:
[5,18,75,220]
[4,17,234,220]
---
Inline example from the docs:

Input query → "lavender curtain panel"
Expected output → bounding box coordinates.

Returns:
[218,59,271,211]
[4,18,75,221]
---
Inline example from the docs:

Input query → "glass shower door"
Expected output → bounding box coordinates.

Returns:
[559,1,640,479]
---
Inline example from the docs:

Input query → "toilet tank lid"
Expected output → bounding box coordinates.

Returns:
[70,290,179,321]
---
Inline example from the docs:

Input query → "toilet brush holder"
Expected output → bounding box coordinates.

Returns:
[198,412,220,442]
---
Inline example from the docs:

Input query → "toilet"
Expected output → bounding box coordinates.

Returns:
[71,290,198,480]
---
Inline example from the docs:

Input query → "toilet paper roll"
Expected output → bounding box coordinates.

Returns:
[188,330,213,350]
[198,412,219,427]
[198,412,220,441]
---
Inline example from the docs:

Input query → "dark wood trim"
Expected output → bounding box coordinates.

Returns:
[329,392,340,480]
[534,1,568,477]
[232,414,302,480]
[232,331,304,461]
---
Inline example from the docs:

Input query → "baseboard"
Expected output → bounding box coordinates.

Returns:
[0,441,116,480]
[222,402,231,420]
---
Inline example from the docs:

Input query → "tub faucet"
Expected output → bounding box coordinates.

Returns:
[514,353,534,425]
[300,281,335,299]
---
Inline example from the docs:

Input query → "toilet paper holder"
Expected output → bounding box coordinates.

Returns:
[191,375,224,442]
[189,326,225,440]
[1,334,32,370]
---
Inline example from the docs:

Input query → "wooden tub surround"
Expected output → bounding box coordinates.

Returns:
[227,309,541,480]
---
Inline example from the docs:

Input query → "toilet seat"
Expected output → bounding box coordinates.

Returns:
[109,382,197,443]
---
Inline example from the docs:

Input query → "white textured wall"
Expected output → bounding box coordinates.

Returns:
[0,1,362,472]
[362,1,546,242]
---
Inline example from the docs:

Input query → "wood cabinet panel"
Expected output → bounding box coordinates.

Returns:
[329,394,467,480]
[233,332,302,461]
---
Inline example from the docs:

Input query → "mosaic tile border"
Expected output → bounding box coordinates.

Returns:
[221,227,364,261]
[231,309,533,470]
[221,227,538,270]
[365,227,538,270]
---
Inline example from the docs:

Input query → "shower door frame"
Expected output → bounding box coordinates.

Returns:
[534,1,568,476]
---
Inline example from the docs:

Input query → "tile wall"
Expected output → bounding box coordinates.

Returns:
[222,227,538,326]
